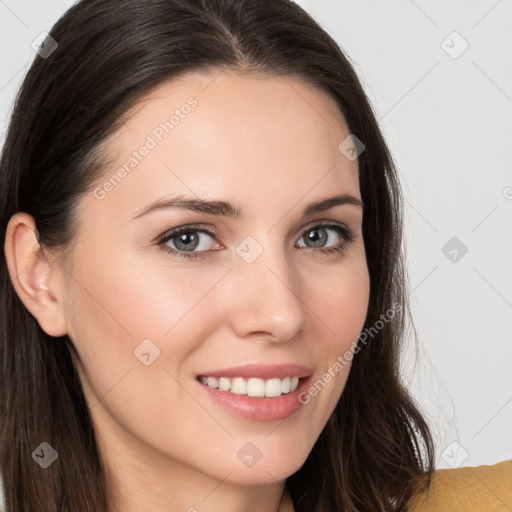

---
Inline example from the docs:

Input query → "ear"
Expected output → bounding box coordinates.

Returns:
[4,212,68,337]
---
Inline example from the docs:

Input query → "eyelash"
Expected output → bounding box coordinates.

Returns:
[157,222,355,261]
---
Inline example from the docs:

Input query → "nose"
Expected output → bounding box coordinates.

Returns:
[226,241,306,342]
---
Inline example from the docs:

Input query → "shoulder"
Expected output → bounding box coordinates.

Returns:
[407,460,512,512]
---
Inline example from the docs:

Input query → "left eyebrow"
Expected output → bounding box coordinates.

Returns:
[129,192,363,221]
[302,193,363,215]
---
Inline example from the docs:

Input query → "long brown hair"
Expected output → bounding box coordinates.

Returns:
[0,0,434,510]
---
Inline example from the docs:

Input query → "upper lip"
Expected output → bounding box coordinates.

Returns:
[197,363,313,380]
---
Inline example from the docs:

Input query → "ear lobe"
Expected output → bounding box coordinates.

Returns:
[4,212,68,337]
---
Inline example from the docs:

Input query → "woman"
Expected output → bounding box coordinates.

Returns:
[0,1,509,511]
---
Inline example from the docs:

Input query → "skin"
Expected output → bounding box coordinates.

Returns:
[5,70,370,512]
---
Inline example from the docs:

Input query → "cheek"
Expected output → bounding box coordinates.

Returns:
[300,257,370,397]
[68,250,226,343]
[63,255,228,458]
[64,253,233,401]
[307,257,371,345]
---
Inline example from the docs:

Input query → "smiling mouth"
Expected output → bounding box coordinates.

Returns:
[196,375,306,398]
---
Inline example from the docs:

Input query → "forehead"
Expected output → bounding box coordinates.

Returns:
[88,70,360,220]
[106,69,351,162]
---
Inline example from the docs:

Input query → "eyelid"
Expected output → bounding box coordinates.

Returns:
[156,223,218,244]
[300,219,349,233]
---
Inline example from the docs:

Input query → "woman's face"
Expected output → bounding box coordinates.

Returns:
[56,70,370,490]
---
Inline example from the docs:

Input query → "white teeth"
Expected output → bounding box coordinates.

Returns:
[247,378,264,397]
[281,376,291,394]
[230,377,246,395]
[206,376,218,388]
[199,375,301,397]
[218,377,231,391]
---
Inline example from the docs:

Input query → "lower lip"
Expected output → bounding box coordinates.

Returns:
[196,376,312,422]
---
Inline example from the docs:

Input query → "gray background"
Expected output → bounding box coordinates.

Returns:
[1,0,511,470]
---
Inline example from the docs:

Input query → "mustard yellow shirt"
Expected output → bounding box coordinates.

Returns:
[407,460,512,511]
